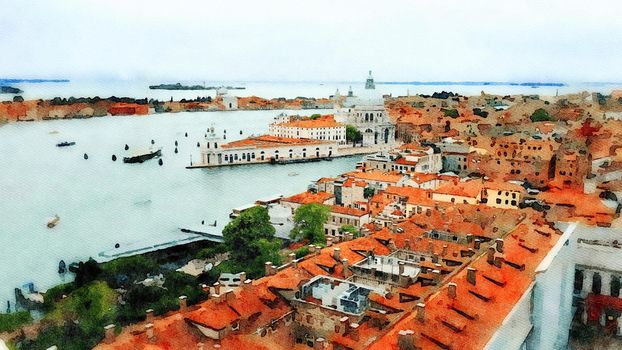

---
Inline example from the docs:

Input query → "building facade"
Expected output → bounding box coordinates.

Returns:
[335,71,396,147]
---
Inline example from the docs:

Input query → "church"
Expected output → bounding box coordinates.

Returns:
[334,71,396,147]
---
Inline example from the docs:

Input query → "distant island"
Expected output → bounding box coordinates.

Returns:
[379,81,566,87]
[0,86,23,94]
[0,78,69,84]
[149,83,246,90]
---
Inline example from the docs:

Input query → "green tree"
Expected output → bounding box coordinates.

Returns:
[364,187,376,199]
[290,203,330,243]
[309,114,322,120]
[346,125,362,145]
[530,108,554,122]
[222,206,280,277]
[339,224,359,237]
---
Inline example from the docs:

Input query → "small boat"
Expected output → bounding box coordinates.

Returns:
[288,172,299,177]
[56,141,76,147]
[123,148,162,164]
[47,215,60,228]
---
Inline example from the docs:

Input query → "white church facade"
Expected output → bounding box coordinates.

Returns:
[334,71,396,147]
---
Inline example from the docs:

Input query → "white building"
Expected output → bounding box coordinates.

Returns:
[334,71,396,147]
[197,127,338,167]
[486,221,622,350]
[268,114,346,144]
[217,87,238,110]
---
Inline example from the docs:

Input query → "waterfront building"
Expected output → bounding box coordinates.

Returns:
[268,113,346,144]
[216,87,238,110]
[335,71,396,147]
[197,127,338,167]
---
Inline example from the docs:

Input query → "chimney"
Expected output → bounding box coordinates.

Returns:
[179,295,188,312]
[467,267,477,285]
[404,238,411,250]
[432,269,441,284]
[342,259,350,278]
[466,234,473,244]
[349,322,360,341]
[441,245,448,256]
[326,236,333,247]
[487,246,495,265]
[416,303,426,322]
[104,324,115,343]
[145,323,155,343]
[427,240,434,254]
[495,238,504,253]
[346,232,354,241]
[211,293,223,303]
[474,239,481,250]
[243,279,252,289]
[315,338,325,350]
[397,329,416,350]
[398,261,405,275]
[288,252,296,264]
[340,316,350,334]
[225,289,235,301]
[292,258,298,268]
[265,261,274,276]
[213,282,221,295]
[448,282,457,299]
[309,245,316,253]
[238,271,247,283]
[197,342,205,350]
[333,248,341,260]
[145,309,154,323]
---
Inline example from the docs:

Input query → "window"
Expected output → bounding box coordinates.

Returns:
[593,272,602,295]
[496,198,502,204]
[574,269,584,293]
[612,276,621,297]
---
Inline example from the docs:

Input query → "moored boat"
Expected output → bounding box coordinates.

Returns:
[123,148,162,163]
[56,141,76,147]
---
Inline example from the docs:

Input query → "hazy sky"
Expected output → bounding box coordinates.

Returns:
[1,0,621,82]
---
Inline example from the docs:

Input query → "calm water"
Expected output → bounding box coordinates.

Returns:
[4,80,622,102]
[0,108,360,308]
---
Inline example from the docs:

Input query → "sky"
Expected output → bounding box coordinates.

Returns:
[1,0,622,83]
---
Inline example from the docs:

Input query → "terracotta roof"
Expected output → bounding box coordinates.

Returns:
[330,205,369,217]
[272,115,343,129]
[222,135,331,149]
[433,181,483,198]
[282,191,334,205]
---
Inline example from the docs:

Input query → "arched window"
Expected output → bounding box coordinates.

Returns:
[612,275,621,297]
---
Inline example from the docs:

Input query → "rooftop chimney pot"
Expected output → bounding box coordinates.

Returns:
[467,267,477,285]
[416,303,426,322]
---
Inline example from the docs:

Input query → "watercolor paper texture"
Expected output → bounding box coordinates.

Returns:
[1,1,622,349]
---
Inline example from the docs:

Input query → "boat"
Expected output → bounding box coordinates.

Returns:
[47,214,60,228]
[123,148,162,163]
[288,172,299,177]
[56,141,76,147]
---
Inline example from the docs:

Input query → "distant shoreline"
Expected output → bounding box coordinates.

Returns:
[149,83,246,91]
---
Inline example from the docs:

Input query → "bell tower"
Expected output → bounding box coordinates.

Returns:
[365,70,375,90]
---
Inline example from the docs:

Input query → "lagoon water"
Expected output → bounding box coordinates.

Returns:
[0,108,361,309]
[4,80,622,103]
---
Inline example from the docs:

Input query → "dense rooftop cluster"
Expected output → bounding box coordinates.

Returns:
[93,90,622,349]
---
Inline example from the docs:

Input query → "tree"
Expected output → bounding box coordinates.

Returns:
[364,187,376,199]
[346,125,362,145]
[222,206,280,277]
[530,108,554,122]
[309,114,321,120]
[339,224,359,237]
[290,203,330,243]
